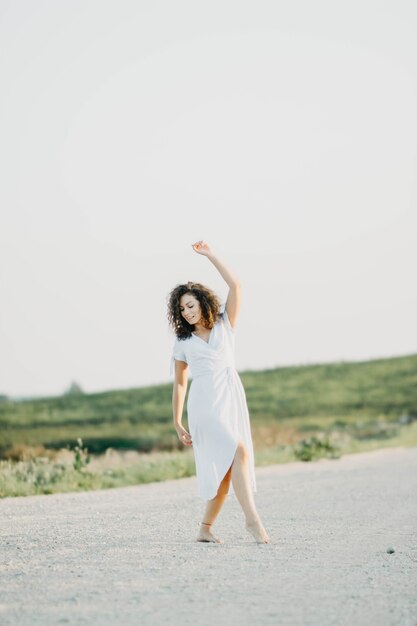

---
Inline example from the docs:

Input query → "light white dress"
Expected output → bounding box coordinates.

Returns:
[170,304,257,501]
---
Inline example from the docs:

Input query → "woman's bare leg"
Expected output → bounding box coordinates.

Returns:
[230,440,270,543]
[196,468,232,543]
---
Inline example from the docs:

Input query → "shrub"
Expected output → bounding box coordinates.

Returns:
[293,434,340,462]
[72,438,90,471]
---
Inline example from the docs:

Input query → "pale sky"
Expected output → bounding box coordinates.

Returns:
[1,0,416,398]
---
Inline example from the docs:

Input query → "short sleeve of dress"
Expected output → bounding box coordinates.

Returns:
[220,303,236,334]
[169,338,188,376]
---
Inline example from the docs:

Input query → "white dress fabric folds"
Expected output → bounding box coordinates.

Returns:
[170,304,257,501]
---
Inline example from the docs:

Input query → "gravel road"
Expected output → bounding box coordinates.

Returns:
[1,446,416,626]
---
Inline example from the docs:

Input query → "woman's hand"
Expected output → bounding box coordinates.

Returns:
[175,424,193,446]
[191,240,213,257]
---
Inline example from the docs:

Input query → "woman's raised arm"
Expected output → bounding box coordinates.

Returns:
[191,240,241,329]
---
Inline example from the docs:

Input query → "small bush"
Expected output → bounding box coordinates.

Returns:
[72,438,90,471]
[293,434,340,462]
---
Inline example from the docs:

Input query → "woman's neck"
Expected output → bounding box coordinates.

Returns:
[193,321,208,334]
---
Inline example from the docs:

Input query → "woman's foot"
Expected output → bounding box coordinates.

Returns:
[245,517,271,544]
[196,522,222,543]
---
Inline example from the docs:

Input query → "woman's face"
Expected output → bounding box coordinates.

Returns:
[179,293,202,325]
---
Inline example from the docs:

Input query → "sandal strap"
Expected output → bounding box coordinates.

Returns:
[201,522,212,526]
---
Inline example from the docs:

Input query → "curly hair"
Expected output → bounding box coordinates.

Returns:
[167,281,222,339]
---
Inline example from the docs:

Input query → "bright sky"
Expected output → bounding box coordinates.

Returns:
[1,0,416,398]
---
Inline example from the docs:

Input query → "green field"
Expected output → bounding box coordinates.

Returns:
[1,353,416,497]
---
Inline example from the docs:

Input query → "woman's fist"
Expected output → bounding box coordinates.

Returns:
[191,240,213,257]
[176,425,193,446]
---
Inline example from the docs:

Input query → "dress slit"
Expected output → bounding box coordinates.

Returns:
[209,437,239,500]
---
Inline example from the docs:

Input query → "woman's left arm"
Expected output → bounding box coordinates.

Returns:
[191,240,241,328]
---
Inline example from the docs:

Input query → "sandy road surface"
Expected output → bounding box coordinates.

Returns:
[1,446,416,626]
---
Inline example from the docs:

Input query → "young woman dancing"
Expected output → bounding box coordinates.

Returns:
[167,240,270,544]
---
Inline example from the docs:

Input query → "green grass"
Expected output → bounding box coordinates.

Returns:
[1,421,416,498]
[0,353,416,497]
[0,447,197,498]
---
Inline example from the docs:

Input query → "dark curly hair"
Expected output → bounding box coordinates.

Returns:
[167,281,223,340]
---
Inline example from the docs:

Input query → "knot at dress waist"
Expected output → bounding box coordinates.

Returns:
[192,363,236,382]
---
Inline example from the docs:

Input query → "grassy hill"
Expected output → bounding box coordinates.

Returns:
[1,353,416,458]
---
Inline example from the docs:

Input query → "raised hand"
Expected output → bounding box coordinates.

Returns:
[191,240,213,257]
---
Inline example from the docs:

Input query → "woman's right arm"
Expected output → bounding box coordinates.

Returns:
[172,360,192,446]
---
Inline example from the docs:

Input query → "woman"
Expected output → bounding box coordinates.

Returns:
[167,240,270,544]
